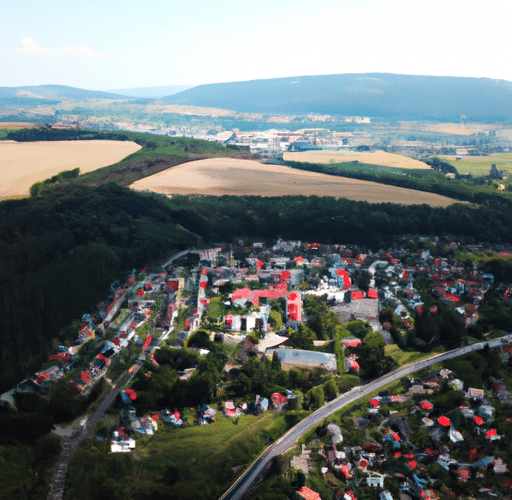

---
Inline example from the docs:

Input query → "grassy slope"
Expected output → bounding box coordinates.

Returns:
[65,412,285,500]
[441,152,512,176]
[384,344,446,365]
[76,132,241,187]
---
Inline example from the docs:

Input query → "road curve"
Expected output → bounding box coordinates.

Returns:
[219,337,507,500]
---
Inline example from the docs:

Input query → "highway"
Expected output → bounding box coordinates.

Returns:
[219,335,511,500]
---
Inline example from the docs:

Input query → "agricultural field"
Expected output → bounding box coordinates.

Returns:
[283,149,431,169]
[130,157,459,206]
[407,121,500,136]
[440,152,512,176]
[0,122,38,130]
[0,140,141,199]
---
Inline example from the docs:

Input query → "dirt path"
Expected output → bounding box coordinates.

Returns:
[47,381,127,500]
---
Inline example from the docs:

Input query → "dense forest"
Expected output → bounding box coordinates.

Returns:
[162,194,512,245]
[0,184,200,391]
[6,128,132,142]
[284,159,511,205]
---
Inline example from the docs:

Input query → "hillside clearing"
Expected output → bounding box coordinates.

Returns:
[440,152,512,176]
[283,149,431,169]
[130,157,459,206]
[0,140,141,198]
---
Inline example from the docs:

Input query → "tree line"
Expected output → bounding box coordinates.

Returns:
[284,159,511,205]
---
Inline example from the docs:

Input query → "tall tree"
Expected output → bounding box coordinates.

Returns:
[358,331,396,379]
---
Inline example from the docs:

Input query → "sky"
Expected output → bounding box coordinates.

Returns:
[1,0,511,91]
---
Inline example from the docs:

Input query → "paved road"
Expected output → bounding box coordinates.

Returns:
[161,249,190,269]
[46,332,509,500]
[219,336,510,500]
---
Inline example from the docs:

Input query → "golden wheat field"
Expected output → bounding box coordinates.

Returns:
[130,157,459,206]
[0,122,39,129]
[283,149,431,169]
[0,140,141,198]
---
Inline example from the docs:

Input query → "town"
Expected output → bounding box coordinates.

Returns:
[4,236,512,499]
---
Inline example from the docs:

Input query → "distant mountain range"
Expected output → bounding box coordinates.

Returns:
[163,73,512,122]
[106,84,191,98]
[2,74,512,122]
[0,84,189,108]
[0,84,131,107]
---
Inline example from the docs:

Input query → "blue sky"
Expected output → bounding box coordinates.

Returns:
[1,0,510,90]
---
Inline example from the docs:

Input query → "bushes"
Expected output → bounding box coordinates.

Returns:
[333,340,345,374]
[305,386,325,409]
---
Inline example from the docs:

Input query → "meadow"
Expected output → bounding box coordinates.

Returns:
[440,152,512,176]
[283,149,431,169]
[65,411,290,500]
[130,157,459,206]
[0,140,141,198]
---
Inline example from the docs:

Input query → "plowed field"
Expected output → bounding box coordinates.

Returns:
[130,157,459,206]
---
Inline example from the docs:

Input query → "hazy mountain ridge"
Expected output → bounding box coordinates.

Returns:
[107,84,192,98]
[0,85,133,107]
[3,74,512,122]
[162,73,512,121]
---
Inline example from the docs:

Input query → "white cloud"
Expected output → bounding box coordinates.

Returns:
[5,37,106,58]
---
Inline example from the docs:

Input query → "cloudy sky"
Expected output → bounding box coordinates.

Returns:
[1,0,510,90]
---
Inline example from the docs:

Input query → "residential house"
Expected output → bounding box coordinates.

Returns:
[366,471,385,488]
[326,422,343,444]
[224,400,237,417]
[297,486,321,500]
[466,387,485,400]
[380,492,393,500]
[111,428,135,453]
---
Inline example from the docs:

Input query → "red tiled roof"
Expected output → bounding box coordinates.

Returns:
[297,486,321,500]
[438,416,451,427]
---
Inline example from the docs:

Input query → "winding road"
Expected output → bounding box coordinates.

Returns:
[46,332,509,500]
[219,336,510,500]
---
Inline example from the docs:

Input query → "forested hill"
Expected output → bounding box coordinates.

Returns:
[0,184,202,392]
[4,178,512,390]
[163,73,512,122]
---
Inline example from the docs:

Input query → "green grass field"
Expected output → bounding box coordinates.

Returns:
[384,344,446,366]
[66,410,287,500]
[441,153,512,176]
